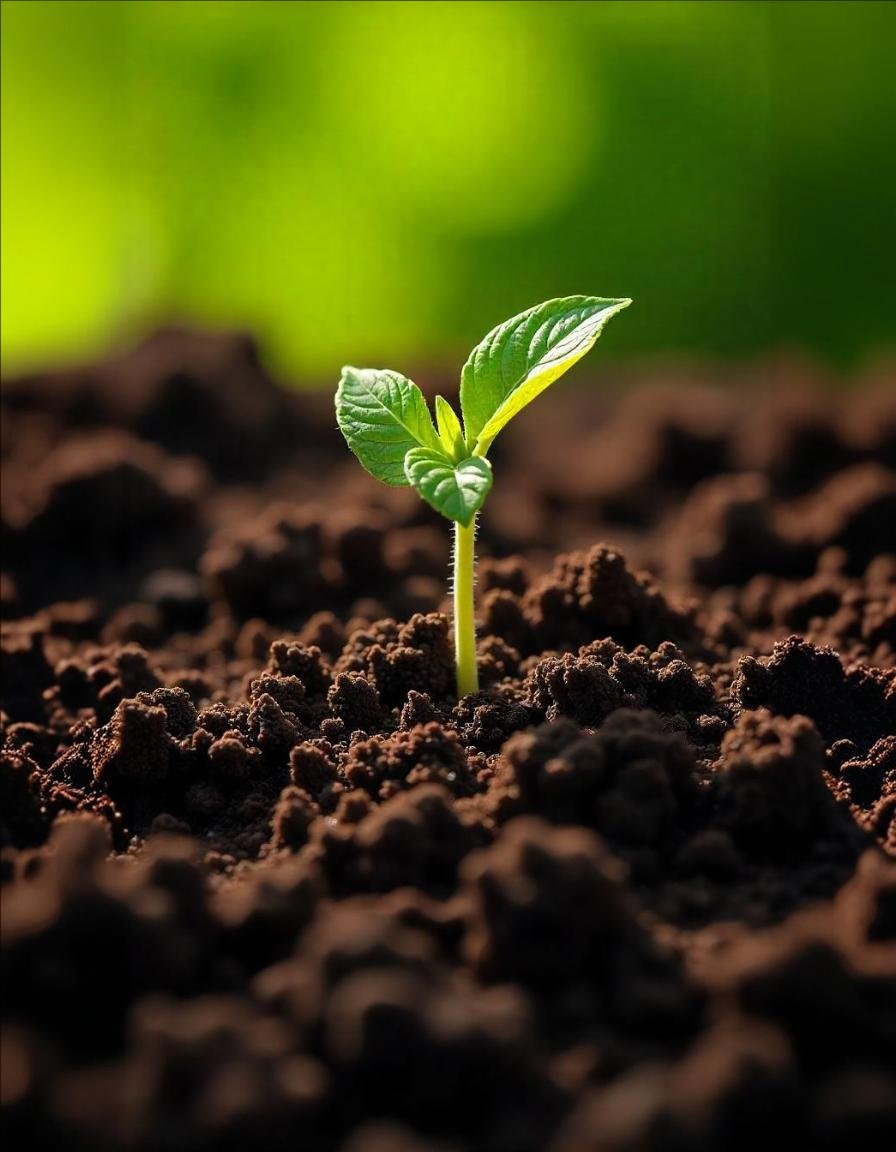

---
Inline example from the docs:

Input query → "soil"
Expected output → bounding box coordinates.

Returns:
[1,327,894,1151]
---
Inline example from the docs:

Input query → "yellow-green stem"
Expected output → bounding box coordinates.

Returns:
[453,516,479,698]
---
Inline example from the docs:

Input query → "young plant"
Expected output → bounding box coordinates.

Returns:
[335,295,632,698]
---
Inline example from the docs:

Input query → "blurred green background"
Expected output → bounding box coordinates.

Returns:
[2,0,894,380]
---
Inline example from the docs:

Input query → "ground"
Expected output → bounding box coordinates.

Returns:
[1,329,894,1150]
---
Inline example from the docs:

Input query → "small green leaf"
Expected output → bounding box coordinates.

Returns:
[404,448,493,527]
[435,395,466,461]
[460,296,631,452]
[335,366,441,486]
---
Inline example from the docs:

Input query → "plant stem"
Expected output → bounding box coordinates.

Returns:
[453,516,479,698]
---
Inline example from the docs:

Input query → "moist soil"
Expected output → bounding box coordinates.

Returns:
[1,328,894,1152]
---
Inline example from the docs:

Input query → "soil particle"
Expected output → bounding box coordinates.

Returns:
[731,635,896,753]
[522,544,696,654]
[327,672,384,734]
[714,709,861,860]
[342,723,474,801]
[306,783,489,899]
[490,712,698,877]
[451,688,531,752]
[92,699,170,786]
[462,817,642,987]
[289,741,339,798]
[202,507,330,622]
[270,639,333,697]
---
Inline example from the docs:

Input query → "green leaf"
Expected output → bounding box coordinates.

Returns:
[335,366,441,486]
[435,395,466,461]
[404,447,493,526]
[460,296,632,451]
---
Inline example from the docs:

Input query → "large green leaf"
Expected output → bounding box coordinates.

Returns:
[335,366,441,486]
[404,447,492,526]
[459,296,631,451]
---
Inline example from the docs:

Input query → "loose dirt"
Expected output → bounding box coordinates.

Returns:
[2,329,894,1150]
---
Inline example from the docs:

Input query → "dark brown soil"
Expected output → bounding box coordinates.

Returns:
[2,328,894,1151]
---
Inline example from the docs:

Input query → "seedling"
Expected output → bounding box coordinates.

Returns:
[335,295,632,698]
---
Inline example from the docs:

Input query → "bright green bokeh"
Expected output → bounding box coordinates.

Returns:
[2,0,894,378]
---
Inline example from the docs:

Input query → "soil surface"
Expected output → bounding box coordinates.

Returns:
[2,328,895,1151]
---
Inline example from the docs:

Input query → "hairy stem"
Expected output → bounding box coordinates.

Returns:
[453,516,479,697]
